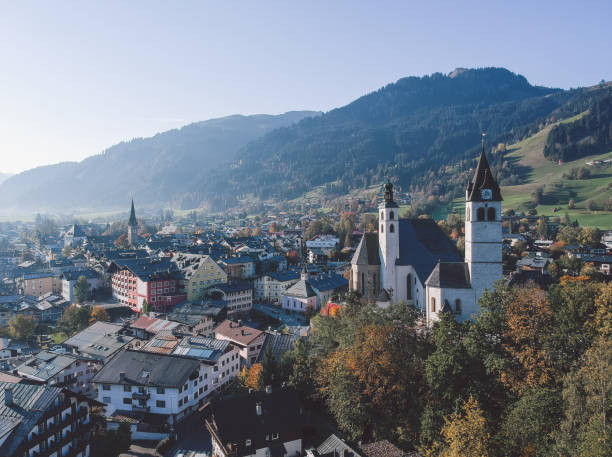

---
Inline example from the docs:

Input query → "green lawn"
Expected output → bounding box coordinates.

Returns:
[50,332,68,344]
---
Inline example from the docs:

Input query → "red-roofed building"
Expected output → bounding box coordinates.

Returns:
[214,319,265,366]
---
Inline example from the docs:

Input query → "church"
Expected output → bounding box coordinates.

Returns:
[350,139,502,325]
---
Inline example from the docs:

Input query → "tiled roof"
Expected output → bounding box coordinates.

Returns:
[208,280,252,294]
[255,332,298,363]
[351,233,380,265]
[107,257,181,281]
[92,350,199,387]
[284,280,316,298]
[360,440,414,457]
[61,269,98,281]
[130,315,181,334]
[15,351,88,381]
[139,330,181,355]
[317,434,362,457]
[63,321,134,359]
[214,320,262,346]
[308,273,348,292]
[0,382,63,456]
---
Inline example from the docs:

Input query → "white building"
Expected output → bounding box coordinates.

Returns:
[350,140,503,325]
[93,350,204,425]
[61,269,102,301]
[305,235,339,250]
[254,271,300,303]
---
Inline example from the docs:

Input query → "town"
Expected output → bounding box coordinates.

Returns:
[0,143,610,457]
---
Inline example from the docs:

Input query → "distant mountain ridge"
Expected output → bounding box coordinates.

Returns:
[2,67,607,216]
[0,111,319,213]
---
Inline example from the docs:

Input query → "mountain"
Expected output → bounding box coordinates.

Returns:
[200,68,579,207]
[0,111,319,214]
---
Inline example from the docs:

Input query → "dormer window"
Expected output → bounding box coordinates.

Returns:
[246,439,251,446]
[272,433,279,440]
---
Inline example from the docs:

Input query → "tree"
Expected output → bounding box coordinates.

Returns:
[73,275,91,304]
[260,345,279,387]
[591,283,612,338]
[9,315,37,341]
[58,305,91,335]
[438,396,490,457]
[114,233,129,249]
[578,227,600,248]
[245,363,263,390]
[89,306,110,324]
[141,299,150,314]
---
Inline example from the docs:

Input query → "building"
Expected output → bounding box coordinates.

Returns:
[281,269,348,313]
[206,281,253,316]
[219,256,256,279]
[214,320,265,366]
[129,314,187,339]
[127,199,138,246]
[63,224,88,247]
[172,253,227,300]
[350,139,503,325]
[63,321,137,363]
[14,350,102,395]
[253,271,300,303]
[21,272,62,297]
[107,258,187,312]
[305,235,339,250]
[92,349,203,424]
[0,382,93,457]
[61,269,101,301]
[172,336,241,393]
[167,301,220,336]
[205,386,305,457]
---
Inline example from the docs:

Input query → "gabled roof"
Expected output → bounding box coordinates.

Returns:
[397,219,463,284]
[317,434,362,457]
[107,258,181,282]
[351,233,380,266]
[308,273,348,293]
[284,279,316,298]
[92,350,199,387]
[214,320,263,346]
[130,315,181,334]
[425,262,471,289]
[255,332,298,364]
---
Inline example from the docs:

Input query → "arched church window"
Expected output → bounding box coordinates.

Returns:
[430,297,436,312]
[467,211,470,221]
[455,299,462,315]
[361,273,365,296]
[406,274,412,299]
[477,207,485,221]
[381,211,384,220]
[390,224,394,233]
[487,207,495,221]
[381,224,384,233]
[390,211,394,220]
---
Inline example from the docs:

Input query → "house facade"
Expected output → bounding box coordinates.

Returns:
[253,271,300,303]
[172,253,227,300]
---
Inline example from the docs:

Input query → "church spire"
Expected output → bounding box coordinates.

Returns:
[466,134,502,202]
[128,199,137,226]
[381,179,398,208]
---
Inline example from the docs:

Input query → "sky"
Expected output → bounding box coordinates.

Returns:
[0,1,610,174]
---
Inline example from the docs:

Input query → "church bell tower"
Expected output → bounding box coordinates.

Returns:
[465,134,502,303]
[379,180,399,297]
[127,199,138,246]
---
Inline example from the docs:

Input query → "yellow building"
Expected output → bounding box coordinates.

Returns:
[172,253,227,300]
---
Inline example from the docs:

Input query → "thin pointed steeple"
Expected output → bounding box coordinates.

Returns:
[128,199,137,226]
[466,133,502,201]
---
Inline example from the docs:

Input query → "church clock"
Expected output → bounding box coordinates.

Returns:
[480,188,492,200]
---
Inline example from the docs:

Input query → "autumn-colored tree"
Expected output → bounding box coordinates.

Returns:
[9,315,37,341]
[252,227,262,236]
[500,286,557,393]
[591,282,612,338]
[73,275,91,304]
[268,222,276,234]
[114,234,128,249]
[89,306,110,324]
[439,396,490,457]
[245,363,263,390]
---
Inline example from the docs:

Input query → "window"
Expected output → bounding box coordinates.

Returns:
[389,224,394,233]
[430,297,436,312]
[272,433,279,440]
[455,299,462,315]
[123,385,131,392]
[487,207,496,221]
[246,439,252,446]
[156,400,166,408]
[390,211,394,220]
[178,399,183,407]
[477,207,485,221]
[156,387,165,394]
[380,211,384,220]
[102,384,110,391]
[406,274,412,300]
[381,224,384,233]
[361,273,365,295]
[123,398,132,404]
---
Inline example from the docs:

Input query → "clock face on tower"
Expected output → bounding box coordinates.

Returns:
[480,189,492,200]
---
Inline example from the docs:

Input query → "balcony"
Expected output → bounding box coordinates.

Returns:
[132,404,150,412]
[132,391,150,400]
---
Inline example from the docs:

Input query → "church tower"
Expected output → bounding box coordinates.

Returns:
[127,199,138,246]
[379,180,399,298]
[465,135,502,303]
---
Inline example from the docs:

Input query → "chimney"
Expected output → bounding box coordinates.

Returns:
[255,402,262,416]
[119,372,125,382]
[4,388,13,406]
[265,385,272,394]
[241,329,245,336]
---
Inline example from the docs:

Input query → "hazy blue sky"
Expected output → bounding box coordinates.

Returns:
[1,1,610,173]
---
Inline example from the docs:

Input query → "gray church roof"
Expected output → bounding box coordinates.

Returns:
[425,262,471,289]
[352,233,380,265]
